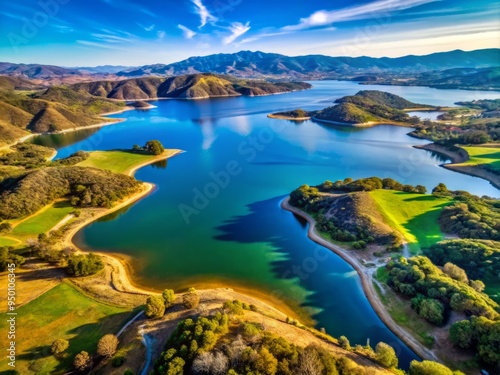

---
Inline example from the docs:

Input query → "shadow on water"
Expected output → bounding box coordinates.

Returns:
[214,195,419,368]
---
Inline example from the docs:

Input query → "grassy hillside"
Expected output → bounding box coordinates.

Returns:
[312,90,431,125]
[369,190,451,253]
[72,73,311,100]
[0,282,134,374]
[0,86,125,145]
[314,102,379,124]
[461,145,500,172]
[336,90,430,110]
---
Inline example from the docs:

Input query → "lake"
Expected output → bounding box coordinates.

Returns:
[33,81,500,368]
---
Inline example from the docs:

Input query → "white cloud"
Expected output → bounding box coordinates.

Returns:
[157,30,166,39]
[283,0,439,31]
[137,23,155,31]
[223,22,251,45]
[178,24,196,39]
[192,0,217,28]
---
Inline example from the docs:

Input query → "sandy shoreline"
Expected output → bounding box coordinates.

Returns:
[311,116,411,128]
[280,197,439,363]
[267,114,311,121]
[415,143,500,190]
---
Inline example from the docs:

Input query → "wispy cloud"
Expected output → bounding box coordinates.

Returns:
[178,24,196,39]
[137,23,155,31]
[283,0,439,31]
[157,30,166,39]
[192,0,217,28]
[76,40,126,50]
[223,22,250,44]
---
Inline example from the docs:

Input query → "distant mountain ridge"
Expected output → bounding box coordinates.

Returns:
[117,49,500,79]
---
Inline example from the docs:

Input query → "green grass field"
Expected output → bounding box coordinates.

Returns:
[77,149,179,174]
[0,282,135,374]
[0,201,75,248]
[461,146,500,172]
[370,190,451,253]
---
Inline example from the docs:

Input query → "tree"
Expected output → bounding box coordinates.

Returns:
[409,360,457,375]
[449,320,474,349]
[97,334,119,358]
[193,352,213,373]
[145,140,164,155]
[470,279,485,293]
[375,342,398,368]
[51,338,69,356]
[338,335,351,351]
[166,356,185,375]
[432,183,450,196]
[297,346,324,375]
[162,289,175,308]
[145,295,165,318]
[183,288,200,309]
[414,185,427,194]
[74,351,92,371]
[419,298,445,325]
[66,253,104,277]
[443,262,468,283]
[211,351,229,374]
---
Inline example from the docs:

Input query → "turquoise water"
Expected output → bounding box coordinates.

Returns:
[34,81,500,368]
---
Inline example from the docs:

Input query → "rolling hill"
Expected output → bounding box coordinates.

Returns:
[72,73,311,100]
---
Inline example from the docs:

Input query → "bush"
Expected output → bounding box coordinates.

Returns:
[73,351,92,371]
[182,288,200,309]
[112,355,126,367]
[51,338,69,356]
[223,300,245,315]
[375,342,398,368]
[145,295,166,318]
[162,289,175,308]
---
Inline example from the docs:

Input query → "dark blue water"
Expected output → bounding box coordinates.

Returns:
[33,81,500,368]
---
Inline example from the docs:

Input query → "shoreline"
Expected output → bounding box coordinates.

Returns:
[267,113,311,121]
[415,143,500,190]
[311,116,411,128]
[280,197,439,363]
[60,149,305,322]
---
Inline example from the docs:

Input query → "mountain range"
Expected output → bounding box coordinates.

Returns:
[1,49,498,81]
[117,49,500,79]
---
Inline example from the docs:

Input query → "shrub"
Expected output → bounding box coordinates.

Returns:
[183,289,200,309]
[66,253,104,277]
[112,355,126,367]
[73,351,92,371]
[145,295,166,318]
[162,289,175,308]
[51,338,69,356]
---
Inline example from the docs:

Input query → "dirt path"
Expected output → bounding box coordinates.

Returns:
[281,197,439,363]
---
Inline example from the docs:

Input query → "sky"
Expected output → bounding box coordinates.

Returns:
[0,0,499,67]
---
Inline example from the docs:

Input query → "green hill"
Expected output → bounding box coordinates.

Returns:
[312,90,431,125]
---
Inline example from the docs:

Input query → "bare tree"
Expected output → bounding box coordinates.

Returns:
[225,335,247,367]
[192,352,214,373]
[211,351,229,375]
[296,346,324,375]
[97,334,119,358]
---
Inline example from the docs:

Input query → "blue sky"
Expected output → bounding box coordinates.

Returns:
[0,0,499,66]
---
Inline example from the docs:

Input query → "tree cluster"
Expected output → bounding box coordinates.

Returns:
[66,253,104,277]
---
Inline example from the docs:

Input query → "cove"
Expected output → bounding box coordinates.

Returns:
[33,81,500,368]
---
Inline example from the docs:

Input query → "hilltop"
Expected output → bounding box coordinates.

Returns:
[72,73,311,100]
[270,90,431,126]
[0,86,125,145]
